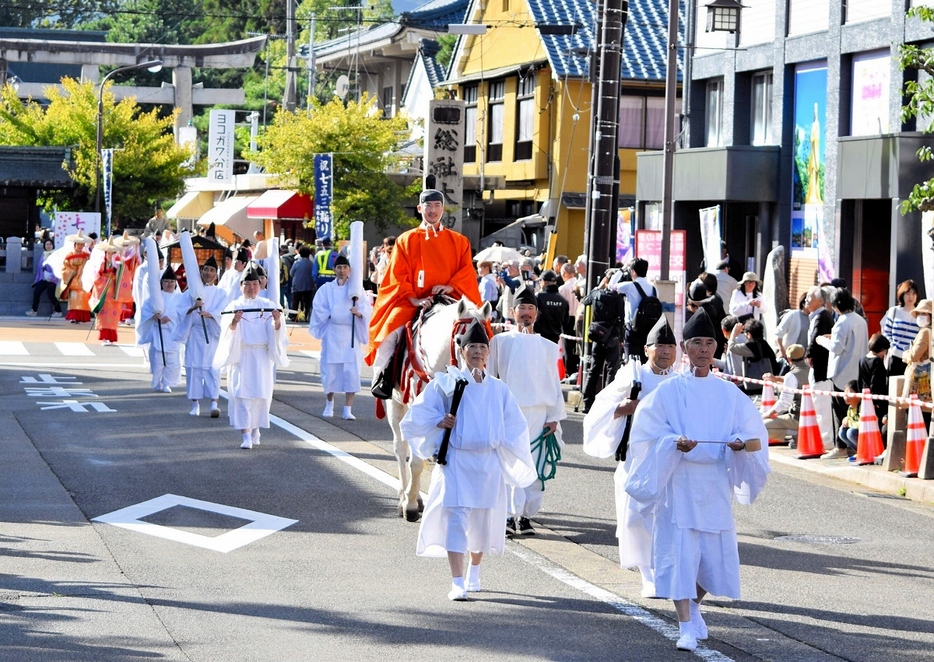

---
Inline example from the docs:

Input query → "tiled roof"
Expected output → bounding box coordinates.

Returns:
[0,146,75,188]
[525,0,681,81]
[418,39,447,87]
[315,0,468,57]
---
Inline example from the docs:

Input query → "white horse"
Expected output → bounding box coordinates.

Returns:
[385,296,492,522]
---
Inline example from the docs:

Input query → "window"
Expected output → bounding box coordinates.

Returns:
[617,94,669,149]
[751,72,773,145]
[515,74,535,160]
[487,80,505,162]
[382,86,394,116]
[463,85,478,162]
[705,79,723,147]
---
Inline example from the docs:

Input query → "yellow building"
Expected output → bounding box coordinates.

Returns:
[444,0,675,259]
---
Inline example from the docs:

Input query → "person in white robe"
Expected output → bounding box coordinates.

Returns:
[400,321,537,601]
[488,286,566,537]
[175,256,226,418]
[138,266,183,392]
[308,255,371,420]
[625,308,770,652]
[582,314,678,597]
[214,266,289,449]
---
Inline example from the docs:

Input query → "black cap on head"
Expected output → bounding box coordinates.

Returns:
[541,270,558,282]
[252,263,267,277]
[514,286,538,307]
[202,255,218,270]
[160,265,176,281]
[236,248,249,263]
[334,254,349,267]
[241,265,262,282]
[688,281,708,303]
[457,320,489,347]
[682,308,717,340]
[419,189,444,203]
[646,315,676,346]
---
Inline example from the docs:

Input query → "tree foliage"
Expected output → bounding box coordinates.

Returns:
[0,77,191,221]
[249,93,419,238]
[0,0,116,28]
[899,6,934,213]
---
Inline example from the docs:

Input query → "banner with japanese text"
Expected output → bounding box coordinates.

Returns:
[208,109,235,183]
[314,153,333,240]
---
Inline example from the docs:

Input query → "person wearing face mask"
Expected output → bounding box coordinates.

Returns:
[583,315,679,598]
[488,286,567,537]
[902,298,933,431]
[399,321,536,601]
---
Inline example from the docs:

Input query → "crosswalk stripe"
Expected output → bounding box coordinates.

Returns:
[54,342,95,356]
[117,345,144,357]
[0,341,29,356]
[301,350,321,360]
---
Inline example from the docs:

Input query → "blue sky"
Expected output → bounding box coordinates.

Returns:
[393,0,428,13]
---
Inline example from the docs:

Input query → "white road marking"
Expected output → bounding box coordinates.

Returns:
[55,342,95,356]
[0,341,28,356]
[301,350,321,360]
[93,493,297,553]
[117,345,144,357]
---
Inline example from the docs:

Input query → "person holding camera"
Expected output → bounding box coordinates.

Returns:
[580,273,627,413]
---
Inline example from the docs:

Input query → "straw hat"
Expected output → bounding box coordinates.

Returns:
[66,230,92,244]
[96,236,120,252]
[910,299,932,317]
[113,230,140,248]
[738,271,760,286]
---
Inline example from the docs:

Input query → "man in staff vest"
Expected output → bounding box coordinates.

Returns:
[312,237,337,290]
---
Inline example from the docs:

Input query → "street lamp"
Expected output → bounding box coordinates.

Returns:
[95,59,163,236]
[658,1,742,280]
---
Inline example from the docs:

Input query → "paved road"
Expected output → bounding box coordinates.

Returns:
[2,319,934,661]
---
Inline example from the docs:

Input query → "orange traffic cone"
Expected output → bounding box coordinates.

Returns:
[760,380,776,414]
[901,394,927,477]
[796,386,824,459]
[855,388,885,466]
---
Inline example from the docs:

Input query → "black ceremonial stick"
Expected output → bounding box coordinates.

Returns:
[436,379,469,465]
[614,379,642,462]
[157,318,166,366]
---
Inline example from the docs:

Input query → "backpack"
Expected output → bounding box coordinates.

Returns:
[589,288,624,326]
[630,282,663,336]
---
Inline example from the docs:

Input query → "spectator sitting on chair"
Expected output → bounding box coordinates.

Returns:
[762,344,808,447]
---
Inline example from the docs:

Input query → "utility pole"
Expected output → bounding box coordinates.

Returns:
[307,13,316,109]
[659,0,679,280]
[584,0,629,293]
[284,0,297,111]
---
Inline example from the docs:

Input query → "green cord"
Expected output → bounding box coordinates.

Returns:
[530,428,561,490]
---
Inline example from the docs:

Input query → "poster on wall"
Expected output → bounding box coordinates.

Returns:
[699,205,721,271]
[791,62,836,280]
[635,229,686,306]
[851,50,890,137]
[53,212,99,248]
[616,207,634,266]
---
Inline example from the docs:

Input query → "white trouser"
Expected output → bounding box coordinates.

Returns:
[372,326,404,377]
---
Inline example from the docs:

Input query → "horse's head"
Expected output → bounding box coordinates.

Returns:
[418,297,491,375]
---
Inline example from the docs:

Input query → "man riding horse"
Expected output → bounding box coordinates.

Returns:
[366,189,482,381]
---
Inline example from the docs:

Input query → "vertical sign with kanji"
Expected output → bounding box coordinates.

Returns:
[208,109,235,183]
[101,148,114,236]
[314,153,333,240]
[425,100,466,234]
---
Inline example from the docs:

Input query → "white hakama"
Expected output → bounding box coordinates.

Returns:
[488,331,566,518]
[175,284,226,400]
[582,362,672,570]
[214,295,290,430]
[308,279,371,394]
[625,372,770,600]
[138,289,183,390]
[400,368,537,558]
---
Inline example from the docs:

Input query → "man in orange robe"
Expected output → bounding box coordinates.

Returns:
[366,189,481,372]
[59,232,93,323]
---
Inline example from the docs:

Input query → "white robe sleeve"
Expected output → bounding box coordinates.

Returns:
[353,292,372,347]
[400,381,449,460]
[497,385,537,488]
[583,363,636,458]
[308,284,331,340]
[725,394,771,504]
[624,388,683,511]
[267,314,290,369]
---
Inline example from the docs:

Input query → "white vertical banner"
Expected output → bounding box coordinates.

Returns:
[208,109,236,183]
[53,212,99,247]
[699,205,721,270]
[101,148,114,236]
[177,124,199,170]
[424,100,466,233]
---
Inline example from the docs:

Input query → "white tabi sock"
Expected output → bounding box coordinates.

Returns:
[448,576,468,601]
[466,564,481,592]
[251,428,261,445]
[342,406,355,420]
[690,600,708,640]
[240,433,253,449]
[189,401,200,416]
[322,401,334,417]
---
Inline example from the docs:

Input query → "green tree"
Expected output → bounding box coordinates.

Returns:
[0,77,191,222]
[0,0,116,28]
[249,93,418,237]
[900,6,934,212]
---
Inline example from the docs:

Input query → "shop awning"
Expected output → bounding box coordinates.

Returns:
[197,195,260,243]
[166,191,214,219]
[247,189,313,220]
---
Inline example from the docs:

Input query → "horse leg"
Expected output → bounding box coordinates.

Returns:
[388,397,421,522]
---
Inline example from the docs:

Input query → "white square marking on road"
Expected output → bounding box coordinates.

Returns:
[55,342,95,356]
[117,345,144,357]
[0,341,28,356]
[92,494,298,553]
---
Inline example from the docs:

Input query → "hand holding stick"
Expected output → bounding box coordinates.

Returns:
[436,379,469,465]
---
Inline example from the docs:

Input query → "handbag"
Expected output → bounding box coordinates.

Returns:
[903,361,932,403]
[588,321,614,345]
